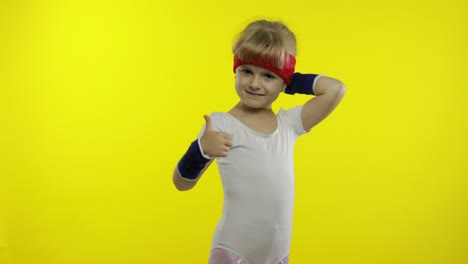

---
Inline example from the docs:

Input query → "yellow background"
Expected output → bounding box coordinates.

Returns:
[1,0,467,263]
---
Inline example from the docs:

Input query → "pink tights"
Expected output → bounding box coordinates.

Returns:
[209,248,290,264]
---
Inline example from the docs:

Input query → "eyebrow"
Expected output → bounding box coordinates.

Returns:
[240,65,278,77]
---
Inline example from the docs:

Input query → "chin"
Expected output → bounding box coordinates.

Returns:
[242,100,269,109]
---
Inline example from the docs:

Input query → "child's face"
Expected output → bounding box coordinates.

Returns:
[235,64,287,110]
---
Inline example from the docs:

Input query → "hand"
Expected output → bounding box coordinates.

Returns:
[200,115,233,158]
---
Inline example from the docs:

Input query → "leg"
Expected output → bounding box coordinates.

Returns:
[209,248,246,264]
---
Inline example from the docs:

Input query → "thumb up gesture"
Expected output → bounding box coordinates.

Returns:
[200,115,233,158]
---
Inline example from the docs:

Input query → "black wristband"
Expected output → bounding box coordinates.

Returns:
[284,73,322,95]
[177,139,211,180]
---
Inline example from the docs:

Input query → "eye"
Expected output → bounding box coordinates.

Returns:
[241,69,252,75]
[264,73,275,79]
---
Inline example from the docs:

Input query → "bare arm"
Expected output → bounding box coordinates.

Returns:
[301,76,346,131]
[173,159,214,191]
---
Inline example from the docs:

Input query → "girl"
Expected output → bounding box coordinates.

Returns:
[173,19,345,264]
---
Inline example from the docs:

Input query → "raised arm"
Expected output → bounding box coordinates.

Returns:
[300,76,346,131]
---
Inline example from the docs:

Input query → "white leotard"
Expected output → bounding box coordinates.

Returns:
[198,106,308,264]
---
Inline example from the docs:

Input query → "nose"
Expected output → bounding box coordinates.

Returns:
[249,75,261,90]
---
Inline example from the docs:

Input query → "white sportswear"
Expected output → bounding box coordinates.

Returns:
[198,105,308,264]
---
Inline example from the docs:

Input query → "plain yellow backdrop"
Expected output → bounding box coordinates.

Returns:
[1,0,467,263]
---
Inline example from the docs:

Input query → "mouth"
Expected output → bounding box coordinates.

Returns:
[246,90,265,96]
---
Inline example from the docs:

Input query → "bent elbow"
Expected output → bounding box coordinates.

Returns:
[338,82,346,97]
[173,181,193,192]
[172,168,197,191]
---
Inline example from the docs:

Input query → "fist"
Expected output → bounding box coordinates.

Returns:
[200,115,233,158]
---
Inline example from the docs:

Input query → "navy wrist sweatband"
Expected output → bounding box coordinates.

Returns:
[177,139,211,180]
[284,73,321,95]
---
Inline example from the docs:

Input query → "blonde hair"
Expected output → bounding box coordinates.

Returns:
[233,20,297,70]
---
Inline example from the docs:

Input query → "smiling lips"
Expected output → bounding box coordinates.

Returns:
[246,90,265,96]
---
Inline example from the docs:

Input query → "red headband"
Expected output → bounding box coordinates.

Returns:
[233,53,296,84]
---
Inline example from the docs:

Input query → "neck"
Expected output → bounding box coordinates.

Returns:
[231,101,273,115]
